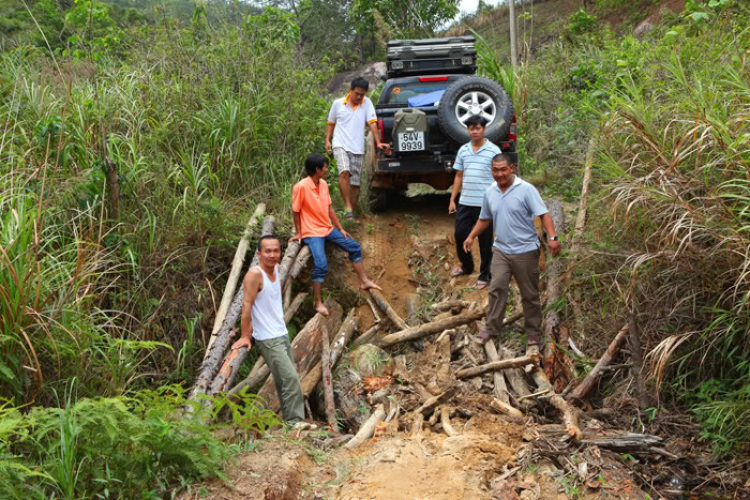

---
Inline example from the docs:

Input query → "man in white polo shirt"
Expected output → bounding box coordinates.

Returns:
[463,153,561,357]
[449,115,501,290]
[326,77,386,221]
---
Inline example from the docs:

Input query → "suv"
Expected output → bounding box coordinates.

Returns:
[365,36,517,210]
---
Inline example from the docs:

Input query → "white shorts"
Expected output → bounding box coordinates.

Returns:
[333,148,364,187]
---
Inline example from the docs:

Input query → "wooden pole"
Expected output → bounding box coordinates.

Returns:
[204,204,265,359]
[484,339,512,405]
[321,325,338,433]
[370,289,409,331]
[378,307,486,347]
[455,355,536,379]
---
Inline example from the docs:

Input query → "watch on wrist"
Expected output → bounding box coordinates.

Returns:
[549,236,559,241]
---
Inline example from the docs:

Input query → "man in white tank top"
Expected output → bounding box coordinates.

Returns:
[231,235,305,425]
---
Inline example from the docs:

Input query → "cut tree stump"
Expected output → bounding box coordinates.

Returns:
[188,216,275,409]
[456,355,536,379]
[370,289,409,331]
[530,366,582,439]
[379,307,486,347]
[204,204,266,360]
[568,324,629,404]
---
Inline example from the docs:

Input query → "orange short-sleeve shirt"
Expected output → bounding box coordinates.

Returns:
[292,177,334,239]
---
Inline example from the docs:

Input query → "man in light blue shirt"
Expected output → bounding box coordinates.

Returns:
[449,115,502,290]
[463,154,561,356]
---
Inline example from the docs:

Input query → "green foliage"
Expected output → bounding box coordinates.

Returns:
[351,0,459,38]
[0,384,278,498]
[564,9,598,40]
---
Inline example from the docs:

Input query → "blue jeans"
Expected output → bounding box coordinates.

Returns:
[303,228,363,283]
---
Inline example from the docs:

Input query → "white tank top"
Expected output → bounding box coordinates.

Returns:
[251,265,288,341]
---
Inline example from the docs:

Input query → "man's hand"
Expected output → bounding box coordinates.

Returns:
[548,239,562,257]
[231,336,252,351]
[448,200,457,214]
[289,233,302,244]
[341,230,350,240]
[325,139,332,153]
[463,236,474,254]
[375,141,387,150]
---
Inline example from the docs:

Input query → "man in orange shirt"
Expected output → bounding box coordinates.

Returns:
[291,153,382,316]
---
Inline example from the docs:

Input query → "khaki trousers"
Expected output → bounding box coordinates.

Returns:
[486,247,542,344]
[255,335,305,425]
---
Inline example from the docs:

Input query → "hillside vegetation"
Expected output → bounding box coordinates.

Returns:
[1,0,749,496]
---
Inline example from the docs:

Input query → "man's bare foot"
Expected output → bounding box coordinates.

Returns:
[315,302,330,316]
[360,280,382,291]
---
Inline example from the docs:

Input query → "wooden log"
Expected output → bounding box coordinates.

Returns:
[283,292,308,325]
[440,407,459,437]
[572,138,595,251]
[431,300,470,313]
[257,302,343,412]
[628,312,651,410]
[379,307,486,347]
[567,324,629,404]
[456,355,536,379]
[499,347,534,407]
[534,425,663,452]
[490,397,524,418]
[301,309,358,397]
[321,325,338,433]
[543,199,565,358]
[344,404,386,449]
[287,245,311,281]
[405,293,421,327]
[205,204,266,359]
[283,278,293,309]
[530,366,582,439]
[350,321,380,350]
[414,387,456,417]
[370,289,409,331]
[278,241,302,288]
[189,216,274,407]
[484,339,512,405]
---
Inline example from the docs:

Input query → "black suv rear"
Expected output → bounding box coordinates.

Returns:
[365,36,517,209]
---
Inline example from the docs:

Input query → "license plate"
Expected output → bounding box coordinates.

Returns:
[398,131,425,151]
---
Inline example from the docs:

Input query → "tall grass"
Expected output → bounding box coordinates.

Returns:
[598,5,750,456]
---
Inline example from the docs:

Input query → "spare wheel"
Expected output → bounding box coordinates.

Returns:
[437,76,513,144]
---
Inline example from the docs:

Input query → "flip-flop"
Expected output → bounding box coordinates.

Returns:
[450,267,469,277]
[471,280,489,290]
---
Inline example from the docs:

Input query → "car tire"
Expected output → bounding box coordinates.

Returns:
[437,76,513,144]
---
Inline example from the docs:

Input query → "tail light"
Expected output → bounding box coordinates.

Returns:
[419,76,449,82]
[508,114,517,142]
[377,118,384,143]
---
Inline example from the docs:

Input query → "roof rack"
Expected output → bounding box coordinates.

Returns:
[386,36,477,78]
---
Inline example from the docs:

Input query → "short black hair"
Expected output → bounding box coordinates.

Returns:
[491,153,513,166]
[465,115,487,128]
[351,77,369,91]
[257,234,281,253]
[305,153,328,177]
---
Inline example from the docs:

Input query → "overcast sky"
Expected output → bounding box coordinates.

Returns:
[457,0,503,18]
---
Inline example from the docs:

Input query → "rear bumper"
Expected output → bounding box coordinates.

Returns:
[376,154,455,173]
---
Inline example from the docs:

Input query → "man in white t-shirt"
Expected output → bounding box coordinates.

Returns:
[326,77,386,221]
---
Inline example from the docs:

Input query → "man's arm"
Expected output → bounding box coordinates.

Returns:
[325,123,335,153]
[291,211,302,243]
[367,122,385,150]
[449,170,463,214]
[539,213,561,257]
[463,218,492,253]
[328,204,350,239]
[232,269,262,350]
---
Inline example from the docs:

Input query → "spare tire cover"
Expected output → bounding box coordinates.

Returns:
[437,76,513,144]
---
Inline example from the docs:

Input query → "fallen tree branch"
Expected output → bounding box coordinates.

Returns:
[370,289,409,330]
[530,366,582,439]
[379,307,486,347]
[455,355,536,379]
[205,204,266,359]
[350,321,380,349]
[568,324,629,404]
[440,407,459,437]
[484,340,511,405]
[414,387,456,417]
[344,404,385,449]
[300,309,358,397]
[321,325,338,433]
[490,397,524,418]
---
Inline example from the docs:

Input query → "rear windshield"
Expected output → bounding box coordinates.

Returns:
[382,81,451,105]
